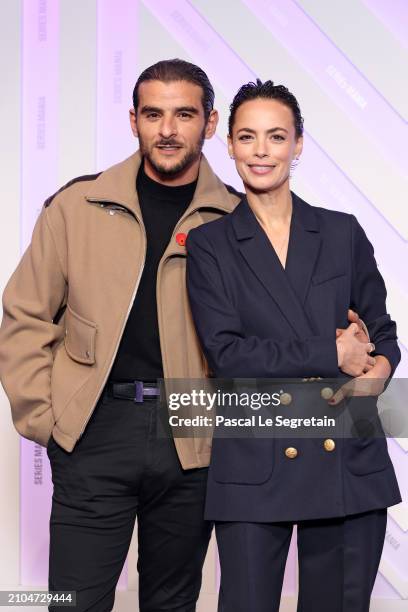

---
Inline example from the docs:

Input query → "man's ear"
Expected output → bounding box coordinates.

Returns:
[129,108,138,138]
[204,109,219,140]
[227,134,234,159]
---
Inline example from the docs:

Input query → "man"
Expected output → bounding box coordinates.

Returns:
[0,59,368,611]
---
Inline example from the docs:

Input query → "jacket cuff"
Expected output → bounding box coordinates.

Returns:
[306,337,339,378]
[372,340,401,387]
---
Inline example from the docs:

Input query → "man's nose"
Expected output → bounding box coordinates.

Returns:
[159,117,177,139]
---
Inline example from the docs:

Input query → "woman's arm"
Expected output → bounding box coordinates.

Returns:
[186,227,339,378]
[329,217,401,405]
[349,215,400,378]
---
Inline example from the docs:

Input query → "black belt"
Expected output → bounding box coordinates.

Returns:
[107,380,161,403]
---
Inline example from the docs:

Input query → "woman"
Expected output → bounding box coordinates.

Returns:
[186,80,401,612]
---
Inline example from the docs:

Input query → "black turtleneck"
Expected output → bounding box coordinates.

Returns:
[109,161,198,382]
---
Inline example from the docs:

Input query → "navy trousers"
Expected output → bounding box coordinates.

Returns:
[47,387,212,611]
[216,509,387,612]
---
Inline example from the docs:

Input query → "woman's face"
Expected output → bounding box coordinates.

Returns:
[228,98,303,194]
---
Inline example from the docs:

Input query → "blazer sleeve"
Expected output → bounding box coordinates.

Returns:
[0,205,67,445]
[186,228,339,378]
[350,215,400,377]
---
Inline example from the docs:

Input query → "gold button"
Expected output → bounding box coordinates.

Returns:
[280,392,292,406]
[324,439,336,452]
[321,387,334,400]
[285,447,298,459]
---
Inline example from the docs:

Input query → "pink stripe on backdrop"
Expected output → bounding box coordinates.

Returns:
[21,0,59,248]
[142,0,254,102]
[241,0,407,174]
[21,0,59,586]
[96,0,139,170]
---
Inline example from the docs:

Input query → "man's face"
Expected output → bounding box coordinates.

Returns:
[130,79,218,184]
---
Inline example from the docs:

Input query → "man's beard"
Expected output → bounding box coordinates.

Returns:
[138,130,205,178]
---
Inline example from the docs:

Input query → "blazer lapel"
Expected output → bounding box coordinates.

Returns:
[285,192,322,306]
[232,195,320,339]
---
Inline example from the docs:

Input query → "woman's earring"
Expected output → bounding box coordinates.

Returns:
[290,156,300,176]
[230,155,234,160]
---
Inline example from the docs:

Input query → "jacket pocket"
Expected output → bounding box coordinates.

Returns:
[344,397,392,475]
[311,270,345,286]
[64,304,97,365]
[345,437,392,476]
[211,438,275,485]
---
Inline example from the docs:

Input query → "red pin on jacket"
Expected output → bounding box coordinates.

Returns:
[176,232,187,247]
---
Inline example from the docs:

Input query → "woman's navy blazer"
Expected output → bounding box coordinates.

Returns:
[186,193,401,522]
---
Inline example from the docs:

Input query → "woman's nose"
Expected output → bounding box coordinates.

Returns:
[254,150,268,158]
[254,140,268,158]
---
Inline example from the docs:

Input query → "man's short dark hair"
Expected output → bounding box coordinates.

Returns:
[133,59,215,121]
[228,79,304,139]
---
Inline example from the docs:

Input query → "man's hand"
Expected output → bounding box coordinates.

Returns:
[336,309,370,344]
[336,322,376,377]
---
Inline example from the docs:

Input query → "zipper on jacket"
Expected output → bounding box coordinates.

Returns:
[87,199,132,215]
[155,205,216,377]
[77,202,147,439]
[78,201,226,439]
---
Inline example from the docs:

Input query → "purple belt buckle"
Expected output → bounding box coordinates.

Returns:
[134,381,144,403]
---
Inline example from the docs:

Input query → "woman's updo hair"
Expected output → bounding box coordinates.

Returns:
[228,79,304,139]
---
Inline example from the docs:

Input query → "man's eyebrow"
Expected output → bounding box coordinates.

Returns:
[175,106,200,115]
[140,105,200,115]
[237,127,289,134]
[140,106,162,114]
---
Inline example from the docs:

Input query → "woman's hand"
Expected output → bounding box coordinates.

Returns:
[336,308,370,344]
[336,322,376,376]
[328,355,391,405]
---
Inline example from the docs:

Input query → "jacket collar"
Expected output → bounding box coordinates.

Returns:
[231,192,321,338]
[85,150,238,220]
[232,191,319,241]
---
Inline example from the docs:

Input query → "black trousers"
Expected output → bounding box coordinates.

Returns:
[216,508,387,612]
[47,388,212,611]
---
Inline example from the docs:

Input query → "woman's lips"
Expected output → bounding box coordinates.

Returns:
[248,164,276,175]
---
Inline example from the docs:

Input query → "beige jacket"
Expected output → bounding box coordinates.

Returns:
[0,152,241,469]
